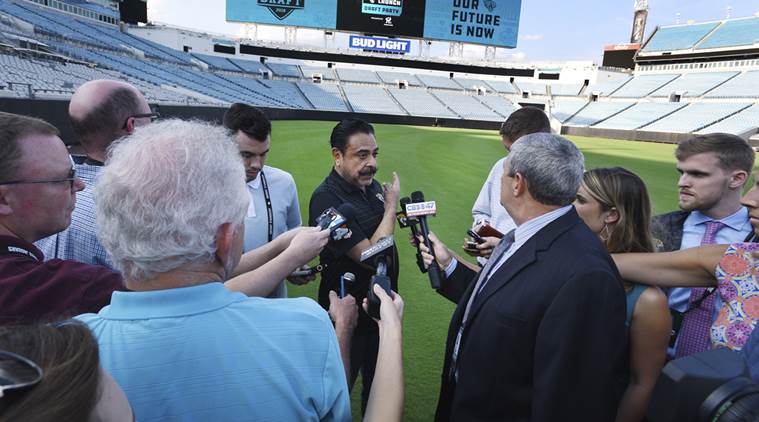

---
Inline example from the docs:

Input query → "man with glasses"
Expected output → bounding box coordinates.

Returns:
[36,79,156,269]
[0,112,333,323]
[0,112,125,323]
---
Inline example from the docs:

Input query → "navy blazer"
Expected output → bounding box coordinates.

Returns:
[435,208,627,422]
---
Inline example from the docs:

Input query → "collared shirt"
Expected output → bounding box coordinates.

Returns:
[36,162,114,268]
[77,282,351,422]
[0,235,124,323]
[471,158,517,233]
[309,168,399,308]
[471,158,517,265]
[670,208,752,313]
[667,207,752,357]
[244,166,302,298]
[447,205,574,278]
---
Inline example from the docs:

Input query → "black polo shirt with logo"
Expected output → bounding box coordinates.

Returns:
[309,169,399,309]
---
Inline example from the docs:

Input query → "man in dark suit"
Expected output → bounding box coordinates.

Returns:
[421,133,627,421]
[651,134,755,359]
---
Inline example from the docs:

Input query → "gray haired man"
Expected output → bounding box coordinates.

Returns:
[421,133,627,421]
[77,119,349,421]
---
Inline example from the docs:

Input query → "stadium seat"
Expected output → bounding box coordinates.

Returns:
[649,71,739,97]
[416,74,461,90]
[228,57,270,74]
[376,71,422,86]
[593,102,687,130]
[387,87,458,118]
[192,53,241,72]
[641,22,719,52]
[296,82,349,111]
[610,74,680,98]
[477,95,517,118]
[705,70,759,98]
[551,99,589,123]
[266,63,303,78]
[697,17,759,50]
[482,80,517,94]
[564,102,635,126]
[588,76,632,96]
[696,104,759,135]
[335,68,380,84]
[342,85,405,115]
[301,66,336,80]
[431,91,504,121]
[640,102,752,133]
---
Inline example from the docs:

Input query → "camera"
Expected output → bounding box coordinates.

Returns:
[647,349,759,422]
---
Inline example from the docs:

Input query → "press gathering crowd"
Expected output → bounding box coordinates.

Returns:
[0,78,758,422]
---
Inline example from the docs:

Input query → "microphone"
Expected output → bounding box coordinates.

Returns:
[340,272,355,298]
[409,191,442,290]
[399,197,427,273]
[360,236,395,263]
[360,237,394,319]
[291,204,360,279]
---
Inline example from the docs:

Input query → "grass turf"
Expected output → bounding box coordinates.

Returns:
[265,121,681,421]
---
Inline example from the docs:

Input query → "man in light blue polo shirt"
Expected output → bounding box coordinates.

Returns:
[652,133,755,359]
[77,119,349,421]
[224,103,308,298]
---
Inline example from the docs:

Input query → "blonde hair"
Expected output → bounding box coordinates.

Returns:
[581,167,655,254]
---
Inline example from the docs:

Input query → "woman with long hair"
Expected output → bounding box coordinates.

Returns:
[0,321,133,422]
[573,167,671,422]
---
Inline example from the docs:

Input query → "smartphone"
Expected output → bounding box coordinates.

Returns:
[477,224,504,239]
[467,229,486,244]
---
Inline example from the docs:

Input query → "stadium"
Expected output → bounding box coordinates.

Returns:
[1,0,759,420]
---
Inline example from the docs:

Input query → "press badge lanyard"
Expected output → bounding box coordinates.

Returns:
[260,171,274,242]
[1,245,39,261]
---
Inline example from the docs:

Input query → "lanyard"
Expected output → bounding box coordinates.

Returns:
[1,245,39,261]
[260,171,274,242]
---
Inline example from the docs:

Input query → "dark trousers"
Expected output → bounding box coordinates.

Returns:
[349,311,379,415]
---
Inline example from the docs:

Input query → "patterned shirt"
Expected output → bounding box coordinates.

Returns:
[712,243,759,351]
[36,162,113,268]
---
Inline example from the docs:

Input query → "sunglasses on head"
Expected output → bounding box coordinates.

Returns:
[0,350,43,399]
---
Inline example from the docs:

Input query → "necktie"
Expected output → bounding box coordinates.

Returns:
[451,229,516,381]
[675,220,725,358]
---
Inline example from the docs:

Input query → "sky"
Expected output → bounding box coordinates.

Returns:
[147,0,759,64]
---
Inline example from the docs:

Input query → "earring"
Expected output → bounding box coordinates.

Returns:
[600,223,611,242]
[336,160,341,167]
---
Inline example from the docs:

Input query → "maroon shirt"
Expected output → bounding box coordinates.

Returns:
[0,235,125,323]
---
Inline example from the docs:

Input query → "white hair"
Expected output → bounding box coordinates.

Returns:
[95,119,248,282]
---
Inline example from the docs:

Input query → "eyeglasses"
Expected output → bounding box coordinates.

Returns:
[0,350,43,398]
[0,156,77,190]
[122,111,160,129]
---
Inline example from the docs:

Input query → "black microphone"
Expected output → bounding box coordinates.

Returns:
[410,191,442,290]
[399,197,427,273]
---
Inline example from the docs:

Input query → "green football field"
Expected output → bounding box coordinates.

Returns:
[265,120,681,421]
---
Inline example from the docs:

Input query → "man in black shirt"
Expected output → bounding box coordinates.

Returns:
[309,119,400,412]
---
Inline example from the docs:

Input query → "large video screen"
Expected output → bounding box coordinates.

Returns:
[226,0,522,48]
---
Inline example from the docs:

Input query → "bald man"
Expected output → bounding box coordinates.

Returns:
[36,80,155,268]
